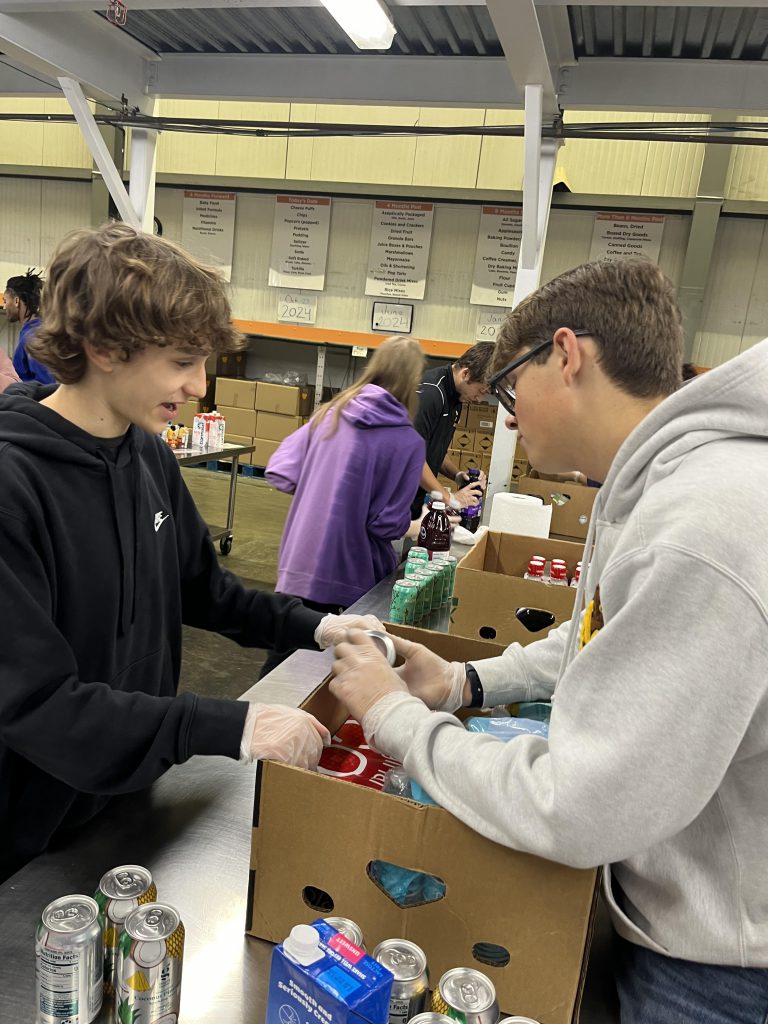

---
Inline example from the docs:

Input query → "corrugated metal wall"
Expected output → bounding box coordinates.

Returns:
[0,172,766,371]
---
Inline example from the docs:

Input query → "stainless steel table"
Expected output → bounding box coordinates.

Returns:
[0,555,619,1024]
[176,441,256,556]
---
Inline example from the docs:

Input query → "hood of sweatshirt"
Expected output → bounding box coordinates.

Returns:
[339,383,414,430]
[0,390,147,635]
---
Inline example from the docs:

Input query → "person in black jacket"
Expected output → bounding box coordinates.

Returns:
[410,342,496,517]
[0,223,381,883]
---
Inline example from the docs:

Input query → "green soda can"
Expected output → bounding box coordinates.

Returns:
[409,569,432,622]
[94,864,157,998]
[422,563,445,613]
[389,579,418,624]
[407,546,429,564]
[404,560,424,580]
[116,903,184,1024]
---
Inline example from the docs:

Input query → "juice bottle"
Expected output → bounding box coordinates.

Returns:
[418,501,451,561]
[459,468,483,533]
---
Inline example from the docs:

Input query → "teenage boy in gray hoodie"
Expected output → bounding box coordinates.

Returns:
[330,258,768,1024]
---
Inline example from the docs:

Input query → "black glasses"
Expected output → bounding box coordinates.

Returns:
[489,330,592,415]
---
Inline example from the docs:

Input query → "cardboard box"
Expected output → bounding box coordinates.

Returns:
[256,382,315,417]
[217,351,247,378]
[465,404,496,433]
[255,411,304,443]
[176,399,200,426]
[216,405,257,437]
[451,531,583,642]
[510,457,530,484]
[452,430,473,451]
[518,477,597,542]
[459,452,482,473]
[205,352,218,375]
[224,433,253,464]
[252,438,281,467]
[474,431,494,453]
[215,377,258,410]
[480,453,491,473]
[247,624,599,1024]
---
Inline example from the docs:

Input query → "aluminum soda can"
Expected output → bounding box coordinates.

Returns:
[497,1018,542,1024]
[94,864,157,997]
[389,579,418,625]
[408,569,432,621]
[373,938,429,1024]
[409,1015,454,1024]
[432,967,499,1024]
[407,546,429,563]
[35,894,103,1024]
[364,629,397,665]
[323,916,365,949]
[422,563,445,612]
[116,903,184,1024]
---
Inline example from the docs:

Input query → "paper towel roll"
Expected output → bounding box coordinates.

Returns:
[489,492,553,537]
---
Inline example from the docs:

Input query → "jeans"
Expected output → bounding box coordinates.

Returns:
[614,935,768,1024]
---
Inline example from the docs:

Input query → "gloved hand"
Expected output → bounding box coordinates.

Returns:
[456,470,487,490]
[240,703,330,769]
[391,634,467,712]
[315,613,386,649]
[329,631,409,724]
[454,481,484,508]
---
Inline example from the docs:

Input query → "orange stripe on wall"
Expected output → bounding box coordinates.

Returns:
[232,319,473,358]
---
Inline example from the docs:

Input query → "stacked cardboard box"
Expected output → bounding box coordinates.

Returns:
[517,475,597,542]
[214,378,314,468]
[247,623,599,1024]
[447,401,497,477]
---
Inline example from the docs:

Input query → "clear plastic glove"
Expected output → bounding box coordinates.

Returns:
[329,631,408,724]
[240,703,330,769]
[315,613,386,649]
[390,634,466,712]
[454,481,484,508]
[456,470,487,490]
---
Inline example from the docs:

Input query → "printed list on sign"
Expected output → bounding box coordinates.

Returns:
[181,191,236,282]
[470,206,522,308]
[269,195,332,292]
[588,212,666,264]
[365,201,434,300]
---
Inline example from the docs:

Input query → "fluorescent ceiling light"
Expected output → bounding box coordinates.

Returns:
[321,0,397,50]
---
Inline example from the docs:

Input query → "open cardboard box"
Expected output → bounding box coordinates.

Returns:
[247,624,599,1024]
[451,531,585,644]
[518,477,597,542]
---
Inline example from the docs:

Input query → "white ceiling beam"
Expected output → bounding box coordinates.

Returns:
[0,59,57,93]
[486,0,558,117]
[559,58,768,114]
[0,0,485,10]
[535,0,767,6]
[0,10,157,112]
[151,53,520,107]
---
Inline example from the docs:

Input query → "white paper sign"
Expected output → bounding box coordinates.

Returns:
[475,310,508,343]
[269,195,331,291]
[589,212,665,264]
[276,290,317,325]
[366,201,434,300]
[470,206,522,307]
[182,191,236,282]
[371,301,413,334]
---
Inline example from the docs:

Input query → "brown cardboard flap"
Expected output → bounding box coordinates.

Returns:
[519,477,597,541]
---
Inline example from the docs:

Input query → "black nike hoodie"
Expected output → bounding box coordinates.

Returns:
[0,387,323,880]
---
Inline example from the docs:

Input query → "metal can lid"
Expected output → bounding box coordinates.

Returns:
[439,968,497,1012]
[42,895,100,933]
[394,579,419,589]
[324,917,364,946]
[409,1015,454,1024]
[498,1018,542,1024]
[124,902,180,941]
[372,938,427,980]
[99,864,154,900]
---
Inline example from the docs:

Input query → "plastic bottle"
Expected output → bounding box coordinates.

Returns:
[549,561,569,587]
[418,500,451,561]
[569,561,582,588]
[523,558,545,582]
[459,468,484,533]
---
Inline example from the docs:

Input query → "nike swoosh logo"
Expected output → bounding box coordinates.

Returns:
[154,512,170,533]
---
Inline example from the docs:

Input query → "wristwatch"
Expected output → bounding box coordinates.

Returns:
[466,663,484,708]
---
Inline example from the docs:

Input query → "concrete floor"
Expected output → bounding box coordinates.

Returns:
[177,466,291,700]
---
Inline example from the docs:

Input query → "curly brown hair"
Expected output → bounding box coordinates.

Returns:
[27,222,244,384]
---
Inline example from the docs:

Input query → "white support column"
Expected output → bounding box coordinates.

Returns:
[59,76,140,230]
[485,89,561,517]
[129,128,159,232]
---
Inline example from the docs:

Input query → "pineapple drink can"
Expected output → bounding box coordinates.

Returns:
[35,894,103,1024]
[431,968,499,1024]
[94,864,157,997]
[115,903,184,1024]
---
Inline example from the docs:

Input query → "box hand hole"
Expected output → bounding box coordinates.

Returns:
[472,942,511,968]
[515,608,556,632]
[302,886,334,913]
[367,860,446,909]
[478,626,497,640]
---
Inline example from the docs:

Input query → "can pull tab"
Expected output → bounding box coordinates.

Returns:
[459,982,480,1005]
[52,908,79,922]
[391,952,417,969]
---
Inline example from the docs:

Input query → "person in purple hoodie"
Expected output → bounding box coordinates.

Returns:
[263,336,426,677]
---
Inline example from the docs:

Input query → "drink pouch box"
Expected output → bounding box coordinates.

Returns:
[266,920,393,1024]
[317,720,403,792]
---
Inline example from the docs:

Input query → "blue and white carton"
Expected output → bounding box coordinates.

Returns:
[266,920,393,1024]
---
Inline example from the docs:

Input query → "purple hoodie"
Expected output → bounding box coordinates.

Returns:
[266,383,425,606]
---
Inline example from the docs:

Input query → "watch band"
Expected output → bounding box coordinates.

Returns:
[466,663,484,708]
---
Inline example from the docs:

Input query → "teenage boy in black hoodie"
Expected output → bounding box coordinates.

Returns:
[0,222,381,883]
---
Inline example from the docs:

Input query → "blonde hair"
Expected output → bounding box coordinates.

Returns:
[312,335,424,437]
[28,221,243,384]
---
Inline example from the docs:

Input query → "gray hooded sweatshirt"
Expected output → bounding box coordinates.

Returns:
[373,338,768,966]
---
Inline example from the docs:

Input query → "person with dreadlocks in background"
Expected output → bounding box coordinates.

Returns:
[4,269,53,385]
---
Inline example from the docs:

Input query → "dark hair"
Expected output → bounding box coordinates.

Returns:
[6,268,43,319]
[493,259,683,399]
[681,363,698,381]
[28,222,243,385]
[454,341,496,383]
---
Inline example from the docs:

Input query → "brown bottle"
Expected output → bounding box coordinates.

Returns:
[418,500,451,560]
